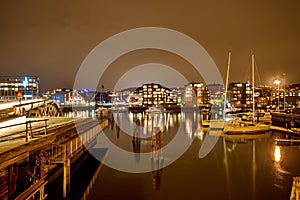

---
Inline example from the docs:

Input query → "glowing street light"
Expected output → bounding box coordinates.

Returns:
[274,79,280,86]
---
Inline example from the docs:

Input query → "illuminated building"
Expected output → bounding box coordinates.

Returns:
[170,87,184,105]
[141,83,176,106]
[277,84,300,108]
[208,83,224,109]
[0,76,39,101]
[113,87,137,104]
[42,88,72,98]
[50,90,87,106]
[255,86,271,109]
[182,82,210,107]
[227,82,252,109]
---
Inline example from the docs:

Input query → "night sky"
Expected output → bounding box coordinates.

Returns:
[0,0,299,92]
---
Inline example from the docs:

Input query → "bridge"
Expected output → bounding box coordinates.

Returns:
[0,99,61,119]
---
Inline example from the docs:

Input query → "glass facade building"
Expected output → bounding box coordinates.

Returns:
[0,76,39,101]
[182,83,211,107]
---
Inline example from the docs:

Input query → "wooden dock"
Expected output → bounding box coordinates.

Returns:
[270,126,300,136]
[275,138,300,146]
[0,117,108,200]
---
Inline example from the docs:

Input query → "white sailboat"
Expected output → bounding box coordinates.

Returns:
[204,51,234,136]
[223,52,270,135]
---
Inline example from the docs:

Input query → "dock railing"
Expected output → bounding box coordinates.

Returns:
[0,118,49,142]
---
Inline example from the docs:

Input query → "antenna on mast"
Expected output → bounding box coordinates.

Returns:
[251,51,255,118]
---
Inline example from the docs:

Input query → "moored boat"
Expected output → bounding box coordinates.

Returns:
[223,122,270,135]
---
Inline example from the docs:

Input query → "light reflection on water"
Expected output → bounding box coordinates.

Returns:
[80,110,300,200]
[274,146,281,162]
[62,109,97,119]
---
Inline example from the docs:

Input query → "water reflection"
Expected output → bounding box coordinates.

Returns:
[93,110,300,199]
[151,129,164,190]
[115,114,120,139]
[272,144,295,190]
[128,111,180,137]
[109,111,168,190]
[62,109,96,119]
[252,139,256,200]
[182,111,203,139]
[134,112,165,190]
[222,136,232,199]
[223,133,270,200]
[132,119,141,162]
[274,146,281,162]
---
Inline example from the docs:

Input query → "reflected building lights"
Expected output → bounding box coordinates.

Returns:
[252,140,257,199]
[150,112,164,190]
[196,130,204,141]
[272,145,289,190]
[222,136,232,199]
[132,119,141,163]
[185,118,192,138]
[274,146,281,162]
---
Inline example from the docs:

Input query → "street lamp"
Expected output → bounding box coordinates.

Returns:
[274,79,281,110]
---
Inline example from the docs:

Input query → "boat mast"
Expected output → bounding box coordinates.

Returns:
[223,51,231,119]
[251,52,255,117]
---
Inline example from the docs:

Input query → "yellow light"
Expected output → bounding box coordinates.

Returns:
[274,80,281,85]
[274,146,281,162]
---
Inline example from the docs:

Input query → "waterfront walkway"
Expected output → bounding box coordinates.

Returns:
[0,117,76,154]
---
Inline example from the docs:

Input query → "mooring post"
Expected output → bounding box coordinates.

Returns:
[63,158,70,199]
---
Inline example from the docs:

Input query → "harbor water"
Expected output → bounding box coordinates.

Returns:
[67,110,300,200]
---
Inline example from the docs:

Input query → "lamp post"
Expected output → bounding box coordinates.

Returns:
[274,80,281,110]
[283,73,286,111]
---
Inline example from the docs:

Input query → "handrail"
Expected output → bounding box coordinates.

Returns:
[15,177,48,200]
[0,119,48,130]
[0,118,49,142]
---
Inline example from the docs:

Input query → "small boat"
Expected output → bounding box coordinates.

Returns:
[111,104,129,113]
[223,122,270,135]
[223,53,270,135]
[146,105,166,114]
[236,110,272,124]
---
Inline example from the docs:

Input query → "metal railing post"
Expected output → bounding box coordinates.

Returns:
[25,121,28,142]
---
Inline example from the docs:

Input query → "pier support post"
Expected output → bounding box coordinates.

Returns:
[63,159,70,199]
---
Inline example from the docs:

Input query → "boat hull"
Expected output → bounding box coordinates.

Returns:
[223,124,270,135]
